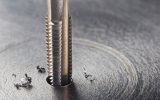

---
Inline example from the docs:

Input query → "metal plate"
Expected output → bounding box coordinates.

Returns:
[0,38,138,100]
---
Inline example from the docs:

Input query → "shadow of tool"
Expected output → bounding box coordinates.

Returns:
[52,83,80,100]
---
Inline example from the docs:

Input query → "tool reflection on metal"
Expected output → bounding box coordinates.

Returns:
[46,0,72,86]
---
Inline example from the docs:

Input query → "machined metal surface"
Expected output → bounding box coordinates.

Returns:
[0,0,160,100]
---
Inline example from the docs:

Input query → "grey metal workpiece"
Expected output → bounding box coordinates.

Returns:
[0,0,160,100]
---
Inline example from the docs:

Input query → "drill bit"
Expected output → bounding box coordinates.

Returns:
[46,0,72,86]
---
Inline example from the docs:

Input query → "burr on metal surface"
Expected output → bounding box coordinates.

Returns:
[46,0,72,86]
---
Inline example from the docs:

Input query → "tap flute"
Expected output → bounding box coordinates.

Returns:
[46,0,72,86]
